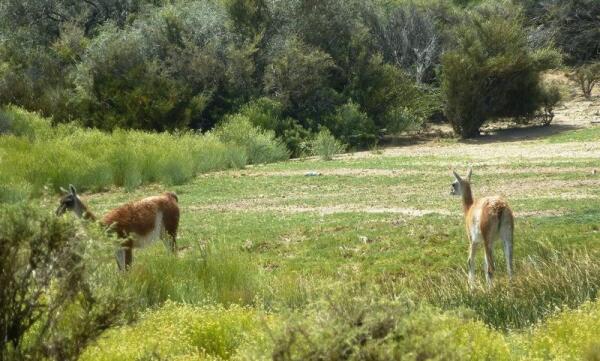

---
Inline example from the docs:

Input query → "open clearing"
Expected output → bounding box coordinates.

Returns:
[74,91,600,360]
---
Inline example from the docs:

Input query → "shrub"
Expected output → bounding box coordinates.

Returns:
[325,102,376,149]
[81,302,272,361]
[420,245,600,330]
[441,1,561,138]
[310,128,346,161]
[215,114,289,164]
[263,37,339,126]
[346,53,423,137]
[366,1,441,83]
[239,287,510,361]
[569,62,600,99]
[538,82,562,126]
[523,0,600,65]
[0,203,126,360]
[517,300,600,361]
[236,98,310,157]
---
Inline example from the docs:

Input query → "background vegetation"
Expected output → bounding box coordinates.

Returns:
[2,0,595,145]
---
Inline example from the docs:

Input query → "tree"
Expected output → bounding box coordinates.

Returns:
[365,2,441,83]
[441,1,561,138]
[569,62,600,99]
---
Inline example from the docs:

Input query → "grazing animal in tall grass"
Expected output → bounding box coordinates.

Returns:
[56,185,179,270]
[450,169,514,286]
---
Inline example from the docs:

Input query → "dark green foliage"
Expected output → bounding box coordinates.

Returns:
[0,0,569,150]
[0,203,126,360]
[521,0,600,64]
[72,3,246,131]
[263,37,340,128]
[538,82,561,125]
[441,1,561,138]
[325,102,377,149]
[236,98,310,157]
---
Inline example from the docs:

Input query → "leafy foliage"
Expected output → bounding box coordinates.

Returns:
[310,128,346,161]
[441,1,561,137]
[241,288,510,361]
[0,203,126,360]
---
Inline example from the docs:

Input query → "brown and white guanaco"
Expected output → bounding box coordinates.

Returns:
[56,185,180,270]
[450,169,514,286]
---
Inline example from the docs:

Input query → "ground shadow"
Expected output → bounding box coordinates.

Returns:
[462,122,581,145]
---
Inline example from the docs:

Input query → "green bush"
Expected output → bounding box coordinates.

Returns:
[81,301,272,361]
[523,0,600,65]
[239,288,510,361]
[517,300,600,361]
[263,37,340,126]
[569,62,600,99]
[325,102,377,149]
[215,114,289,164]
[346,54,424,137]
[310,128,346,161]
[441,1,561,138]
[0,202,126,361]
[236,98,310,157]
[538,82,562,126]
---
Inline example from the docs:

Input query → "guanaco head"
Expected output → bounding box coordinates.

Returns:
[450,168,472,196]
[56,184,86,217]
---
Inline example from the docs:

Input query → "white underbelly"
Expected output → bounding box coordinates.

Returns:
[133,212,163,248]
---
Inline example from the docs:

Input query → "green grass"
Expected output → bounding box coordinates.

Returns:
[0,106,287,201]
[547,126,600,143]
[7,122,600,359]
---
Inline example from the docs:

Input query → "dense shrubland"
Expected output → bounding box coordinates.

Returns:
[2,0,594,144]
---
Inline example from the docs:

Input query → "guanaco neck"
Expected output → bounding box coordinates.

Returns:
[78,202,97,221]
[461,182,474,214]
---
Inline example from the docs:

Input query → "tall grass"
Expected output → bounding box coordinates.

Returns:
[0,106,288,201]
[121,242,263,308]
[420,244,600,330]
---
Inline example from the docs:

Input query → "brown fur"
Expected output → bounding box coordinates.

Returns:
[452,170,514,285]
[57,187,179,269]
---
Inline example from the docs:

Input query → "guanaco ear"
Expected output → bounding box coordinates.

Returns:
[69,184,77,196]
[466,168,472,182]
[60,186,69,195]
[452,170,462,181]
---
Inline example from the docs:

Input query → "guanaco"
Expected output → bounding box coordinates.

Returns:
[450,169,514,285]
[56,185,179,270]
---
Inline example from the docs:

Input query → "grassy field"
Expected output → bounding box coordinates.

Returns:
[53,125,600,359]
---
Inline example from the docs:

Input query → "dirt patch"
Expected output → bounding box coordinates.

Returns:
[186,203,450,217]
[514,210,566,218]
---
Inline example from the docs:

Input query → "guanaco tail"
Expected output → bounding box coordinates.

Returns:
[450,169,514,285]
[56,185,180,270]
